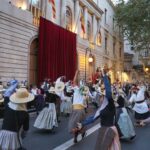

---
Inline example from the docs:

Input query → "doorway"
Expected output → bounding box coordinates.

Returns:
[29,38,38,85]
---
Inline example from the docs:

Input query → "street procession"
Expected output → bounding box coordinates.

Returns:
[0,0,150,150]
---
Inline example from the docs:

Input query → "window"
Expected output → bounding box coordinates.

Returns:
[120,47,122,58]
[66,6,72,31]
[105,37,107,51]
[144,50,148,57]
[29,0,42,26]
[97,31,102,46]
[87,21,91,41]
[113,18,115,30]
[104,9,107,24]
[113,41,116,57]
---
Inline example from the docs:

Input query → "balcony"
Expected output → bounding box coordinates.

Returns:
[139,51,150,60]
[29,4,43,27]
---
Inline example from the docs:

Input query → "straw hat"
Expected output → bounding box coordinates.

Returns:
[0,85,5,92]
[55,82,65,92]
[10,88,34,104]
[82,86,89,95]
[0,94,4,103]
[48,87,55,93]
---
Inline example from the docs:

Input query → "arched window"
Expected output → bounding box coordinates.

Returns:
[87,21,91,41]
[66,6,72,31]
[97,31,102,46]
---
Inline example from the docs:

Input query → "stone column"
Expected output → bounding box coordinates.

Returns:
[84,7,88,39]
[60,0,66,28]
[92,15,97,44]
[74,0,80,33]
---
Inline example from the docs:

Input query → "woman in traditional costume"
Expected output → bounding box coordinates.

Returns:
[34,86,58,130]
[129,85,150,126]
[68,70,87,143]
[116,95,136,141]
[76,69,121,150]
[0,88,34,150]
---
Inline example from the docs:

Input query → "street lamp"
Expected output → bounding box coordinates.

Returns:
[145,67,149,72]
[85,48,93,81]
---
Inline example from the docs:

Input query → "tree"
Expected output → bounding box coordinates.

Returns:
[115,0,150,51]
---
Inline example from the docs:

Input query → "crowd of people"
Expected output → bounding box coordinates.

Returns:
[0,66,150,150]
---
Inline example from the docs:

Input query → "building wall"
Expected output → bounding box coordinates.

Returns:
[0,0,37,83]
[0,0,124,84]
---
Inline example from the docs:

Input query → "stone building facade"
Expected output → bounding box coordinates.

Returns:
[0,0,124,84]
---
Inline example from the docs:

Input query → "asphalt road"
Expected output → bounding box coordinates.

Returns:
[1,105,150,150]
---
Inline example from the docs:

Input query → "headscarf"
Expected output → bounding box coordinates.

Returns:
[8,101,27,111]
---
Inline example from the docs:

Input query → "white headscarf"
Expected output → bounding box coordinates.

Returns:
[8,101,27,111]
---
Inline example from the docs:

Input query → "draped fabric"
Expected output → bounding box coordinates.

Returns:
[38,17,77,83]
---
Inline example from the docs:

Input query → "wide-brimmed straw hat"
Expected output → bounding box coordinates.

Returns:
[0,94,4,103]
[82,86,89,95]
[55,82,65,92]
[0,85,5,92]
[48,87,55,93]
[10,88,34,104]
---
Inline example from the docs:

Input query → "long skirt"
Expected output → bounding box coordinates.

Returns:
[34,103,58,130]
[68,109,85,133]
[0,130,21,150]
[60,99,72,114]
[118,108,136,140]
[95,126,121,150]
[135,111,150,120]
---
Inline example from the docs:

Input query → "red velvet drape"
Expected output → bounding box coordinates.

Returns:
[38,17,77,83]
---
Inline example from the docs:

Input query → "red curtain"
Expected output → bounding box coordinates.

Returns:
[38,17,77,83]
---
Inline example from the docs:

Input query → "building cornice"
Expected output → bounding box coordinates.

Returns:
[107,0,116,10]
[79,0,103,19]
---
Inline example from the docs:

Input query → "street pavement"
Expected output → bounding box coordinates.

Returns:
[1,105,150,150]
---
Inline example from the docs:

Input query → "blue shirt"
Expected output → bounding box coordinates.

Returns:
[4,80,18,97]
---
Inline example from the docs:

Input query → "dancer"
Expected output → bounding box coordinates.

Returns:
[68,70,87,143]
[34,86,58,131]
[76,68,121,150]
[116,95,136,141]
[129,85,149,126]
[0,88,34,150]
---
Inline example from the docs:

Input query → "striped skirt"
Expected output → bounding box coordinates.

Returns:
[60,100,72,114]
[34,103,58,130]
[0,130,21,150]
[68,109,86,133]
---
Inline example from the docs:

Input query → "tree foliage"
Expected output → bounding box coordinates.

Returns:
[115,0,150,51]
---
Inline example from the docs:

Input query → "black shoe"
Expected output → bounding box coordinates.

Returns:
[74,138,78,143]
[130,135,136,140]
[74,132,78,143]
[82,132,86,139]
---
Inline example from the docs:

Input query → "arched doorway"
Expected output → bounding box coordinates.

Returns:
[29,38,38,85]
